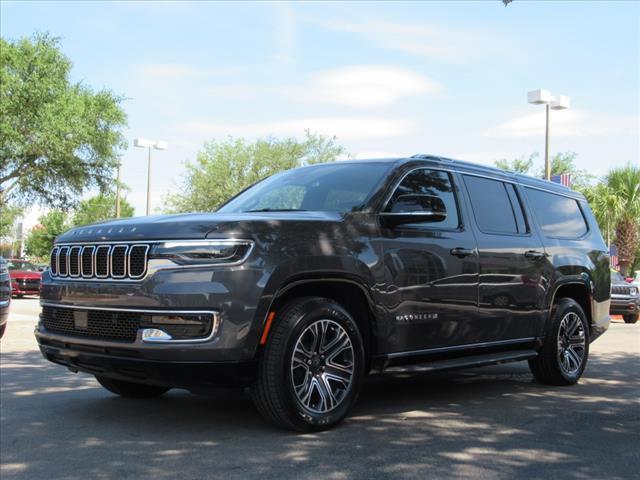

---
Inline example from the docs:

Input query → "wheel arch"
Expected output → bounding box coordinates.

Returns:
[549,281,593,333]
[261,276,379,368]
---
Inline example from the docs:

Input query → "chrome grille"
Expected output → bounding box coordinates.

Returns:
[612,285,631,296]
[50,243,149,281]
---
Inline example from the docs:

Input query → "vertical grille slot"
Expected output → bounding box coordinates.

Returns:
[95,245,110,278]
[111,245,128,278]
[69,246,82,277]
[50,247,59,275]
[128,245,149,278]
[58,247,69,276]
[81,246,94,277]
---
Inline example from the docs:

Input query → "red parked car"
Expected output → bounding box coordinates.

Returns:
[7,259,42,298]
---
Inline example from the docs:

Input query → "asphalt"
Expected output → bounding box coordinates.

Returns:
[1,298,639,480]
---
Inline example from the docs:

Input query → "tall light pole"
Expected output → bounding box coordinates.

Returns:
[115,161,121,218]
[527,89,570,180]
[133,138,168,215]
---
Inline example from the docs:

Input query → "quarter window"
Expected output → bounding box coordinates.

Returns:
[525,188,588,238]
[387,169,460,229]
[464,176,527,235]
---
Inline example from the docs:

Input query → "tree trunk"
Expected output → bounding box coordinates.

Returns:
[616,217,639,276]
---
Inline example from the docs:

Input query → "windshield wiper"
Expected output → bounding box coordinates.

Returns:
[244,208,308,213]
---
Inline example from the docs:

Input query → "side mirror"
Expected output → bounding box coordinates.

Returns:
[380,194,447,228]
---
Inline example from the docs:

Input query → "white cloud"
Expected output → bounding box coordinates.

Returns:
[311,18,472,61]
[290,65,441,108]
[485,109,639,138]
[181,116,417,141]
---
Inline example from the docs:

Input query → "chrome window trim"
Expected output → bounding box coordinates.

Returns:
[94,245,111,278]
[40,302,221,344]
[80,246,95,278]
[110,244,129,279]
[68,246,82,278]
[127,244,149,279]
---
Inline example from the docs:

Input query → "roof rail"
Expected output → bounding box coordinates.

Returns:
[410,154,452,162]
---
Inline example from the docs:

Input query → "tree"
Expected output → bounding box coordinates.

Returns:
[580,182,619,247]
[606,165,640,276]
[539,152,594,188]
[0,33,127,208]
[24,211,69,260]
[166,132,347,213]
[72,193,135,227]
[0,204,22,238]
[495,153,537,174]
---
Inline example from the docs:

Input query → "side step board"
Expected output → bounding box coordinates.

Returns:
[381,349,538,375]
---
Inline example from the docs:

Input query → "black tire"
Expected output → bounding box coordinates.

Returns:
[623,314,639,324]
[0,323,6,339]
[251,297,365,432]
[95,376,170,398]
[529,298,589,386]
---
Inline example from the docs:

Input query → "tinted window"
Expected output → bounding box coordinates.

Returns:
[525,188,588,238]
[464,176,525,234]
[218,163,391,213]
[387,169,459,229]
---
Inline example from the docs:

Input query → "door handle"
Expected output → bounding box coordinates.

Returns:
[450,247,475,258]
[524,250,546,260]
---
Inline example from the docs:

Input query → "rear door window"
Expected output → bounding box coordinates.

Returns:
[525,188,588,238]
[463,175,527,235]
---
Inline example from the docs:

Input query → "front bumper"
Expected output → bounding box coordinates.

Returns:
[36,329,257,388]
[12,285,40,295]
[610,296,640,315]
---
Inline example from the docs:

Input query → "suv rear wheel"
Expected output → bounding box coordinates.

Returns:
[251,297,365,432]
[529,298,589,385]
[95,376,170,398]
[623,314,638,324]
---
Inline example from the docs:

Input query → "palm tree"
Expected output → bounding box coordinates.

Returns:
[606,165,640,276]
[581,182,620,248]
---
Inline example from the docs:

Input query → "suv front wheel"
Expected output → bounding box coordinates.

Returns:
[252,297,365,432]
[529,298,589,386]
[623,314,638,324]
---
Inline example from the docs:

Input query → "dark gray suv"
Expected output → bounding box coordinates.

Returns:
[36,156,611,431]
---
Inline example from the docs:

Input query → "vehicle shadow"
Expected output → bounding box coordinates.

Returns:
[1,345,638,480]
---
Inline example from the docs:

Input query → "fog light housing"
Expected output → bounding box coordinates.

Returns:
[140,311,220,343]
[142,328,173,342]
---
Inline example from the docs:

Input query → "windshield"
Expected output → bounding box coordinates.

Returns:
[611,270,625,282]
[7,260,37,271]
[218,163,392,214]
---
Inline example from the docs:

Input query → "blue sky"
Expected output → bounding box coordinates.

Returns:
[2,0,639,219]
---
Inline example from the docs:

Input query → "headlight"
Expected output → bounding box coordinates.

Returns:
[0,264,7,275]
[149,240,253,266]
[630,287,638,296]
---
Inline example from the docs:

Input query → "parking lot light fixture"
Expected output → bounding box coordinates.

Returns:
[527,89,570,181]
[133,137,168,215]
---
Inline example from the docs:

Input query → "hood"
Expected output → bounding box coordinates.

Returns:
[55,211,345,243]
[9,270,41,280]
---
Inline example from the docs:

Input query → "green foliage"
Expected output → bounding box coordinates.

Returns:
[24,210,69,259]
[166,132,347,213]
[72,193,135,227]
[580,163,640,275]
[540,152,594,188]
[0,33,127,208]
[495,153,537,174]
[0,204,23,238]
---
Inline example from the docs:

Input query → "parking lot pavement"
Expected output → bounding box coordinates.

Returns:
[1,298,639,480]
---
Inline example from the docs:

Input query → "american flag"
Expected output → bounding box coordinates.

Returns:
[551,173,572,187]
[610,245,619,270]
